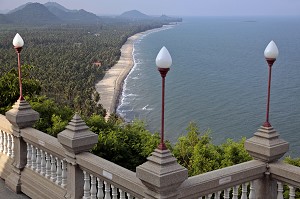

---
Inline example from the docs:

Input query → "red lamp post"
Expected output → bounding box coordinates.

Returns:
[156,46,172,150]
[13,33,25,100]
[263,40,279,127]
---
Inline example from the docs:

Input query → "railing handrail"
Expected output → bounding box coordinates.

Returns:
[270,161,300,188]
[0,114,13,134]
[77,152,145,198]
[178,160,266,199]
[21,127,65,160]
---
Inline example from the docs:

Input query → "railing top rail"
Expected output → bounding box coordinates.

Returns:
[0,114,13,134]
[77,152,145,198]
[21,127,65,160]
[178,160,266,199]
[270,161,300,188]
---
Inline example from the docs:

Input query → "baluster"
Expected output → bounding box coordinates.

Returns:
[40,150,46,176]
[126,193,133,199]
[31,145,37,171]
[83,171,90,199]
[241,183,248,199]
[205,194,212,199]
[90,175,97,199]
[224,188,230,199]
[10,134,14,158]
[111,185,117,199]
[119,189,126,199]
[0,130,3,153]
[56,158,62,185]
[214,191,221,199]
[3,132,7,155]
[36,148,41,173]
[249,181,256,199]
[277,182,284,199]
[7,133,12,157]
[289,185,295,199]
[26,143,32,168]
[45,152,51,179]
[104,181,111,199]
[232,185,239,199]
[61,160,67,188]
[97,178,104,199]
[50,155,57,182]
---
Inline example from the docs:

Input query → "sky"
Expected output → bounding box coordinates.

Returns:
[0,0,300,16]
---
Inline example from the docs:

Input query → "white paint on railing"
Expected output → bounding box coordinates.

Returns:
[31,145,37,171]
[45,152,51,179]
[241,183,248,199]
[232,185,239,199]
[277,181,284,199]
[83,170,139,199]
[289,185,295,199]
[91,174,97,199]
[83,170,90,199]
[25,143,67,189]
[0,130,14,158]
[249,181,256,199]
[3,131,7,155]
[0,130,3,153]
[97,178,104,199]
[104,180,111,199]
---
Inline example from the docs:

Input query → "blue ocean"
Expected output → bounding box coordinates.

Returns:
[117,17,300,156]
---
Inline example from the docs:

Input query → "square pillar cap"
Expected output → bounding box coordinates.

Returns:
[58,113,98,157]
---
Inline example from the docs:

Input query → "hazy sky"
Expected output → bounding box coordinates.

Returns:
[1,0,300,16]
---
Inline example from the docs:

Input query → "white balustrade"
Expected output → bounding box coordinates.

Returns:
[83,170,141,199]
[24,143,67,189]
[289,185,295,199]
[277,181,284,199]
[0,130,3,153]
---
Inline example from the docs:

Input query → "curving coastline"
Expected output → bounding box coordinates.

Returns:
[95,25,174,118]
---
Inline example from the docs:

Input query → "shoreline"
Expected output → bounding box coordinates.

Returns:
[95,25,174,118]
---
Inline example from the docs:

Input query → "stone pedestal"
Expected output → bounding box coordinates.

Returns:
[5,99,39,193]
[58,114,98,199]
[245,125,289,198]
[136,148,188,199]
[245,125,289,163]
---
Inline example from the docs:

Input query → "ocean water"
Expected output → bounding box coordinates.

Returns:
[117,16,300,156]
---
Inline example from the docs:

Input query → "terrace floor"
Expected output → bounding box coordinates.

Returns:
[0,178,30,199]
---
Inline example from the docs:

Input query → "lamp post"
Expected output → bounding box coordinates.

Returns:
[263,40,279,127]
[156,46,172,150]
[13,33,25,100]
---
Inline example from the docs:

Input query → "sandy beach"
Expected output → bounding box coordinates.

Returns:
[95,25,173,118]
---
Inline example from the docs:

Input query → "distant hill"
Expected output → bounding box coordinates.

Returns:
[7,2,32,14]
[7,3,61,24]
[0,14,11,24]
[2,2,99,24]
[119,10,150,19]
[44,2,99,23]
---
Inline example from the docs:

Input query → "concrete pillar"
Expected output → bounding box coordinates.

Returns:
[245,125,289,198]
[57,114,98,199]
[136,148,188,199]
[5,99,39,193]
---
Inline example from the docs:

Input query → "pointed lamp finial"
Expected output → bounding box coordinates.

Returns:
[13,33,24,48]
[156,46,172,69]
[264,40,279,59]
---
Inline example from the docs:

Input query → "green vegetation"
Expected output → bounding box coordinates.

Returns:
[0,20,168,116]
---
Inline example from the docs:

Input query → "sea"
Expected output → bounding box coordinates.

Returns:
[116,16,300,156]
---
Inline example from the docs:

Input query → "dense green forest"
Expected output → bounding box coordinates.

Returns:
[0,20,170,115]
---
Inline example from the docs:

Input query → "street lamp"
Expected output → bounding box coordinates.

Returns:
[13,33,25,100]
[156,46,172,150]
[263,40,279,127]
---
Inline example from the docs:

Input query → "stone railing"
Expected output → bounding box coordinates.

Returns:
[0,99,299,199]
